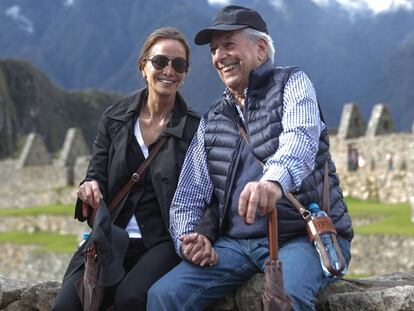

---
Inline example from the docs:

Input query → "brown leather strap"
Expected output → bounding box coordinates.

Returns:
[285,193,312,222]
[108,136,167,213]
[306,215,336,241]
[83,136,168,221]
[268,208,278,261]
[322,161,330,215]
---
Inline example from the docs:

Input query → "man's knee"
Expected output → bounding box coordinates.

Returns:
[147,278,172,304]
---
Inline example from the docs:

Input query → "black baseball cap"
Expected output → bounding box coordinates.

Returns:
[195,5,268,45]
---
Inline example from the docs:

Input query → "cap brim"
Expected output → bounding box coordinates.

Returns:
[194,24,248,45]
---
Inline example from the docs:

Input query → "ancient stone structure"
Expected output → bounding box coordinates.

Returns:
[330,103,413,206]
[16,133,51,169]
[0,128,90,209]
[0,273,413,311]
[337,103,366,139]
[365,103,395,137]
[56,127,90,168]
[0,102,413,208]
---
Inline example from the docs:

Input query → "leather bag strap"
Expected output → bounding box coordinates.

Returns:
[322,161,330,215]
[83,136,168,220]
[107,136,167,213]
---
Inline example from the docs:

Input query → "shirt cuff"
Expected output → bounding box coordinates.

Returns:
[261,165,293,194]
[175,239,185,259]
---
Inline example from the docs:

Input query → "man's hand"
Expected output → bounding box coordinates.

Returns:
[179,233,218,267]
[238,180,283,224]
[77,180,103,218]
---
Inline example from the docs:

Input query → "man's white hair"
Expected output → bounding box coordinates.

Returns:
[241,28,275,64]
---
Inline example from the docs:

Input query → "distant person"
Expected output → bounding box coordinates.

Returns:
[148,5,353,311]
[386,152,394,171]
[348,148,358,171]
[53,27,201,311]
[358,153,366,169]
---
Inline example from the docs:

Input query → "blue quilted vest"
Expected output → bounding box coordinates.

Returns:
[203,62,353,244]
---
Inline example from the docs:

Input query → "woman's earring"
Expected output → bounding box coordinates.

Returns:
[179,81,184,88]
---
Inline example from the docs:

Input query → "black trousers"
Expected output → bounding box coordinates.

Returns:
[52,239,180,311]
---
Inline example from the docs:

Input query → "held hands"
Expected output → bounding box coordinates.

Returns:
[238,180,283,224]
[179,233,218,267]
[77,180,103,218]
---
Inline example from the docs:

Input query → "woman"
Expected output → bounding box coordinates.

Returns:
[53,27,200,310]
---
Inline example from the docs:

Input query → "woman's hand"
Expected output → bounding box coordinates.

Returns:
[77,180,103,218]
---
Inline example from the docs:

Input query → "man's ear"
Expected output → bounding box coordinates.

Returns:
[257,38,268,62]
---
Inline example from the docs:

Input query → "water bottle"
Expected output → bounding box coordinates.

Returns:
[307,203,345,277]
[77,232,90,249]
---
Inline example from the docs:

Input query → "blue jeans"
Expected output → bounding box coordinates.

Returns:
[147,235,351,311]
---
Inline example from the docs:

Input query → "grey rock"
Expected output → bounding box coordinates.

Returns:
[19,281,60,311]
[0,276,31,309]
[1,272,413,310]
[316,272,414,311]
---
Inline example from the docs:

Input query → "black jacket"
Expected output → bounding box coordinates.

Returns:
[63,88,200,283]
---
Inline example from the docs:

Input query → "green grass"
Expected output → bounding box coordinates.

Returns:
[0,230,77,253]
[345,197,414,236]
[0,204,74,217]
[0,199,412,254]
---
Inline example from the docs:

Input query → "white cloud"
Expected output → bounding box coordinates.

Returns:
[5,5,34,34]
[310,0,413,14]
[63,0,76,7]
[207,0,232,6]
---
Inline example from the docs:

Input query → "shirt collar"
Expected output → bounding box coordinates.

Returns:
[118,88,188,139]
[222,58,274,101]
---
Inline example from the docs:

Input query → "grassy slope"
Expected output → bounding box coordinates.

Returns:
[346,198,414,236]
[0,198,412,253]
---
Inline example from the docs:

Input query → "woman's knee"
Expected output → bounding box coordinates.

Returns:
[114,290,146,311]
[52,286,83,311]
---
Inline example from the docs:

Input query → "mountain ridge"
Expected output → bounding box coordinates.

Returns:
[0,0,413,153]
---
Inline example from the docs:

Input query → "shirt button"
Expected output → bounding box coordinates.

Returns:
[161,177,168,184]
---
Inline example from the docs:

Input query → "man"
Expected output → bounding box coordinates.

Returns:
[148,5,353,311]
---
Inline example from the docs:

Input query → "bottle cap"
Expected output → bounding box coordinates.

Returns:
[82,232,90,240]
[308,203,320,213]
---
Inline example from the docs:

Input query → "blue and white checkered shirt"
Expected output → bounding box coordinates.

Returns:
[170,71,325,255]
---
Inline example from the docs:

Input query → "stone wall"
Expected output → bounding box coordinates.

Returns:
[330,133,414,203]
[0,102,413,208]
[0,127,90,209]
[0,272,413,311]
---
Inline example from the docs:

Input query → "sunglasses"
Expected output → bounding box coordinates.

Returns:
[145,55,189,73]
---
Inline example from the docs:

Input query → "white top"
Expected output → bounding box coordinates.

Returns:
[125,117,147,238]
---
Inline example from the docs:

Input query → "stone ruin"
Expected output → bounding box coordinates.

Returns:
[337,102,366,139]
[0,102,413,213]
[16,133,51,169]
[0,128,91,209]
[330,102,414,216]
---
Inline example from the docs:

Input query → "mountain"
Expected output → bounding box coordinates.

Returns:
[0,0,413,157]
[0,59,119,158]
